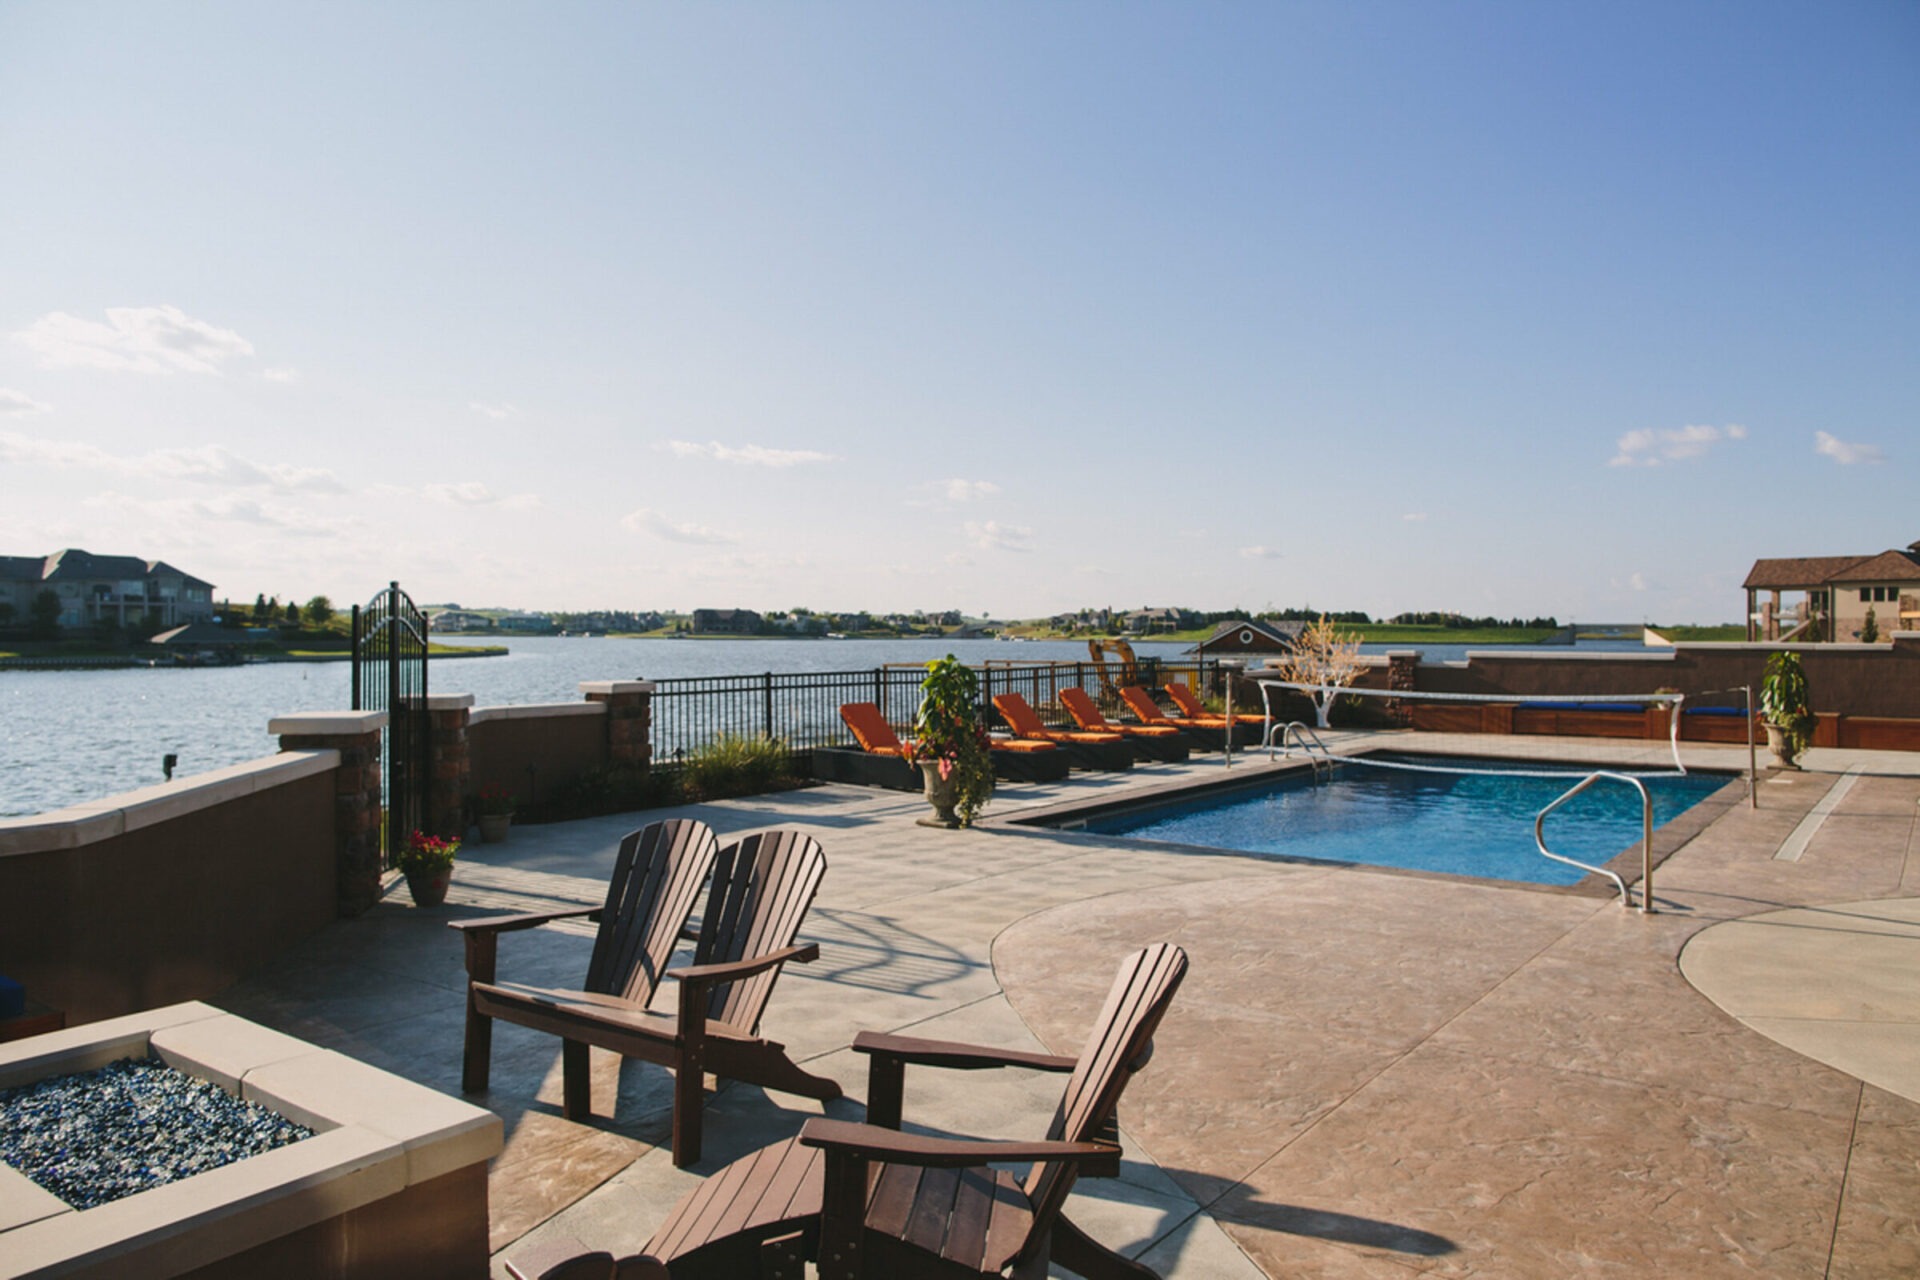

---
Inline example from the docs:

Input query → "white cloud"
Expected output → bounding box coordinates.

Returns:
[0,388,51,415]
[1609,423,1747,468]
[0,431,345,492]
[1238,545,1284,559]
[1814,431,1883,465]
[943,478,1000,503]
[964,520,1033,553]
[1630,572,1647,592]
[469,401,517,419]
[1402,512,1428,523]
[660,440,836,467]
[422,481,541,510]
[260,367,299,383]
[14,305,255,375]
[620,507,736,545]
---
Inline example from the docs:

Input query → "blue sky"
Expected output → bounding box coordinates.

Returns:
[1,2,1912,623]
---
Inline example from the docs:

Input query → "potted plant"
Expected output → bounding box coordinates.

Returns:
[902,655,994,828]
[1758,650,1813,769]
[397,830,460,906]
[476,781,515,843]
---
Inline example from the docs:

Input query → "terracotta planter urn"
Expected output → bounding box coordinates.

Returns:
[478,812,513,843]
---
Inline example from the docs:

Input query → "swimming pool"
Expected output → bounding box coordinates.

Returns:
[1055,753,1733,886]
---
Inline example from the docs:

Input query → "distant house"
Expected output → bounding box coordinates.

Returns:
[692,608,762,635]
[1124,607,1198,635]
[428,609,496,632]
[495,612,555,634]
[1189,618,1302,658]
[1743,541,1920,641]
[0,548,214,632]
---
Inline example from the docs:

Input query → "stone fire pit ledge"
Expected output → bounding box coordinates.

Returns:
[0,1001,502,1280]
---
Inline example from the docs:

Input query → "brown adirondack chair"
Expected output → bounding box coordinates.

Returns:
[507,943,1190,1280]
[457,823,840,1167]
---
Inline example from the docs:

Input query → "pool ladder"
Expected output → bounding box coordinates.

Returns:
[1536,772,1656,913]
[1268,721,1338,780]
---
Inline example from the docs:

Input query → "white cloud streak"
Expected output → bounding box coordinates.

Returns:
[1814,431,1883,465]
[964,520,1033,553]
[661,440,836,467]
[469,401,517,419]
[0,431,345,492]
[1609,423,1747,467]
[0,388,51,415]
[14,305,255,375]
[943,478,1001,502]
[620,507,737,545]
[1239,545,1284,559]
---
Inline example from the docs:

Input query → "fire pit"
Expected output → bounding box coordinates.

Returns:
[0,1002,501,1279]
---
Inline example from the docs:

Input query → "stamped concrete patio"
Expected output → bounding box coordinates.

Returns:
[215,733,1920,1278]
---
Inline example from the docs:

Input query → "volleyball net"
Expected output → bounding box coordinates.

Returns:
[1240,680,1699,775]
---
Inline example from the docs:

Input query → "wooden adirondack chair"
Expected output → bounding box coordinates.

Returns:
[508,943,1190,1280]
[458,823,840,1167]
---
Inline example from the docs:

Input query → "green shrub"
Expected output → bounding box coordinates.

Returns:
[678,734,798,802]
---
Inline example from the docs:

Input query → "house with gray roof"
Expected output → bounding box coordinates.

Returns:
[1,549,215,633]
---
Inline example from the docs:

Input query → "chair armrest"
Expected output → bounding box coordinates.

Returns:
[448,906,602,936]
[666,941,819,988]
[799,1117,1117,1170]
[852,1030,1077,1074]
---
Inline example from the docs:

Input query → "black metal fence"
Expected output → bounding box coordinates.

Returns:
[351,581,429,865]
[648,655,1221,764]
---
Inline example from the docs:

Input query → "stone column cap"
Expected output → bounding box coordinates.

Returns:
[1384,650,1424,658]
[424,693,475,711]
[269,710,387,736]
[579,680,656,695]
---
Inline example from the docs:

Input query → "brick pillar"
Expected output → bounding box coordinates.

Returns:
[270,710,388,918]
[426,693,474,839]
[581,680,655,772]
[1385,650,1420,727]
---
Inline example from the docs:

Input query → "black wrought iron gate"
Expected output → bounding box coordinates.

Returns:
[351,582,429,865]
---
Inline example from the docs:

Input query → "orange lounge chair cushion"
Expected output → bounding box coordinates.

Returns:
[1118,687,1178,727]
[841,703,909,756]
[993,692,1125,745]
[1166,682,1265,726]
[1060,687,1184,738]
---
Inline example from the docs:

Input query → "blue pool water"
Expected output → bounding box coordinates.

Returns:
[1072,754,1731,885]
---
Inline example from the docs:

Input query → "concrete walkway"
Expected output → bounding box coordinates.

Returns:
[214,734,1920,1277]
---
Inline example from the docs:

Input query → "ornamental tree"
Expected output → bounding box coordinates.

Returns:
[1276,614,1365,728]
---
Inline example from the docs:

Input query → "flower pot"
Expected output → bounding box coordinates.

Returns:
[478,813,513,843]
[405,866,452,907]
[1763,721,1803,770]
[917,761,961,828]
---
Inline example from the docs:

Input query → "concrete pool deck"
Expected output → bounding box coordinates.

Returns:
[211,732,1920,1277]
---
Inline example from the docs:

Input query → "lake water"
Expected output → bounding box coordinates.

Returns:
[0,636,1646,818]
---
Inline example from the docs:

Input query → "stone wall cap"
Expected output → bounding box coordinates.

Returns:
[269,710,387,735]
[579,680,655,695]
[423,693,475,711]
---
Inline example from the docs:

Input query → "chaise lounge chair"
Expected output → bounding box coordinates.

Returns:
[454,819,841,1168]
[821,702,1070,786]
[1166,680,1266,729]
[991,692,1135,771]
[506,942,1191,1280]
[1059,686,1190,763]
[1117,685,1250,751]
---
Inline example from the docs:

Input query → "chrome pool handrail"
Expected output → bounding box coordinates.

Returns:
[1535,771,1656,912]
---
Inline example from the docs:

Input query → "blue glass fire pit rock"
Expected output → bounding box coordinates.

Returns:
[0,1056,313,1210]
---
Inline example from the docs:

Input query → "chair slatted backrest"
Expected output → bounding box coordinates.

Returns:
[841,703,907,756]
[694,829,829,1033]
[1059,687,1113,732]
[584,819,721,1004]
[1118,686,1174,726]
[1022,943,1189,1236]
[991,692,1050,738]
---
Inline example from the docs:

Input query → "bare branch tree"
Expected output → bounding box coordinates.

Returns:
[1277,615,1365,728]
